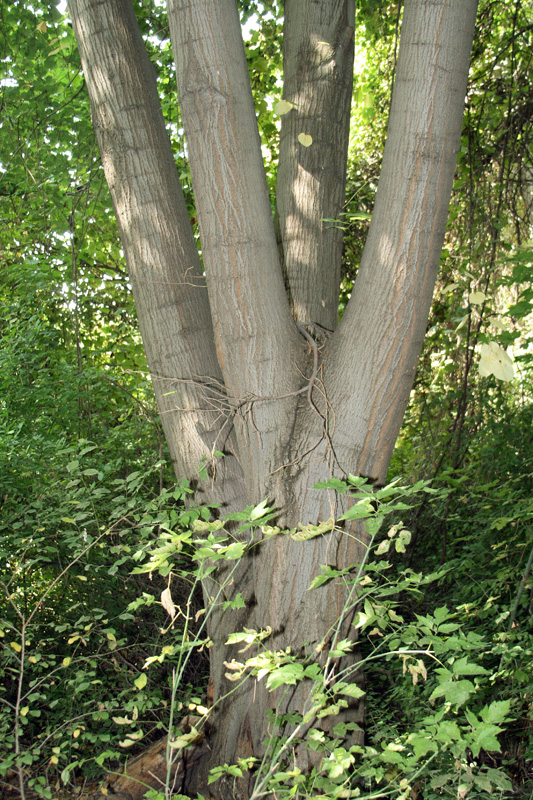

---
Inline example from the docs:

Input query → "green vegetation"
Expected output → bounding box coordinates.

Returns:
[1,1,532,798]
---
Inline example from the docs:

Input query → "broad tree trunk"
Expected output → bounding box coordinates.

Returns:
[70,0,478,796]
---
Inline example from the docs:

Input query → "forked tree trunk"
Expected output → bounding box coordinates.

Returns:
[70,1,478,796]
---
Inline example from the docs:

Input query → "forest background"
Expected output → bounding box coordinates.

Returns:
[1,1,533,799]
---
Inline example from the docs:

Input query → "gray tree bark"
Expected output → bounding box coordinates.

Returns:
[70,0,478,797]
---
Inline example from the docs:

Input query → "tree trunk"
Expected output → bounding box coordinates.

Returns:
[69,0,478,796]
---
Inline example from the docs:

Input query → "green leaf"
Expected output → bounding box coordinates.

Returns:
[473,723,503,755]
[222,593,246,610]
[480,699,511,724]
[452,657,489,676]
[266,663,305,690]
[434,721,462,742]
[334,682,365,699]
[338,501,374,521]
[223,542,246,560]
[249,499,272,521]
[430,679,474,706]
[134,673,147,690]
[313,478,348,492]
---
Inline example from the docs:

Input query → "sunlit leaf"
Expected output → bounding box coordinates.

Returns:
[478,342,514,381]
[274,99,293,115]
[134,673,147,690]
[298,133,313,147]
[161,587,176,620]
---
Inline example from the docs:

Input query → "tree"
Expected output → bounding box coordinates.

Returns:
[68,0,478,794]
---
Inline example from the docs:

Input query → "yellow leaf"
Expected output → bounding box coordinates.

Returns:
[28,656,37,664]
[455,313,469,332]
[298,133,313,147]
[274,99,293,115]
[50,756,59,765]
[490,318,508,331]
[10,641,22,653]
[469,290,486,305]
[76,575,87,581]
[479,342,514,382]
[73,729,81,739]
[161,587,176,620]
[20,707,29,717]
[63,657,71,667]
[224,671,243,682]
[223,659,245,671]
[442,282,459,293]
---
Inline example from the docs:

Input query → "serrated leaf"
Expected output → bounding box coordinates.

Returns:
[474,723,503,754]
[339,502,374,521]
[452,657,489,676]
[353,612,369,630]
[313,478,348,492]
[250,499,271,520]
[290,518,334,541]
[335,682,365,699]
[434,721,461,742]
[266,663,304,690]
[430,679,474,706]
[480,699,511,724]
[224,542,246,559]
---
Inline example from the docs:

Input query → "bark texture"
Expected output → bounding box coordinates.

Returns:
[70,0,478,797]
[276,0,355,331]
[69,0,245,510]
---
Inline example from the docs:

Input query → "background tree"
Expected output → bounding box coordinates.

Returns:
[65,0,478,789]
